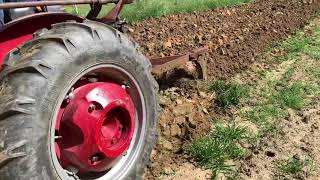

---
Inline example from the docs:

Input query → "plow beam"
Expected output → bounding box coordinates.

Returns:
[150,47,208,81]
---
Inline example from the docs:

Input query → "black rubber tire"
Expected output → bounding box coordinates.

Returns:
[0,20,159,180]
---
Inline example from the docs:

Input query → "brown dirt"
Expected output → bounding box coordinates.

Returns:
[238,99,320,180]
[144,85,214,179]
[129,0,320,81]
[126,0,320,179]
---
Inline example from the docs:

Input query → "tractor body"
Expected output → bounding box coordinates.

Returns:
[0,0,131,65]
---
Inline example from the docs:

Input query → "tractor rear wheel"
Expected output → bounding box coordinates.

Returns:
[0,20,159,180]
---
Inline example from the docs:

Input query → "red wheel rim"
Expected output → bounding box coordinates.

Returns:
[54,79,136,173]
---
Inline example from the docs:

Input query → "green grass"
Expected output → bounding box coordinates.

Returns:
[272,83,306,110]
[190,124,250,178]
[279,158,308,174]
[276,156,314,178]
[191,18,320,179]
[209,81,248,108]
[244,105,282,132]
[279,26,320,60]
[244,82,305,132]
[65,0,252,23]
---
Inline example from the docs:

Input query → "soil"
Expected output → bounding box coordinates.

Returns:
[129,0,320,80]
[239,98,320,180]
[125,0,320,179]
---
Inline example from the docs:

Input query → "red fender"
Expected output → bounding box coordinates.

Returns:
[0,12,84,66]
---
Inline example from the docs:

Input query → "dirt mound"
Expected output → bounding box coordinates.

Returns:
[127,0,320,179]
[143,85,214,178]
[129,0,320,80]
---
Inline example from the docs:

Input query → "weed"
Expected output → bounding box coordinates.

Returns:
[244,105,282,131]
[272,83,305,109]
[282,67,295,83]
[282,33,311,54]
[209,81,248,108]
[190,124,249,178]
[277,156,313,177]
[304,45,320,60]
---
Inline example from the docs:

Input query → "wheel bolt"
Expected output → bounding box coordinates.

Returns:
[88,77,98,83]
[88,104,96,113]
[91,156,99,162]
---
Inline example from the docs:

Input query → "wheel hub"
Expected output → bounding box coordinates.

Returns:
[56,82,135,172]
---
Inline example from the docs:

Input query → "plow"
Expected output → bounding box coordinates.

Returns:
[0,0,207,179]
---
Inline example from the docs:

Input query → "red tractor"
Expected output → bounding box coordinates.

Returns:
[0,0,207,179]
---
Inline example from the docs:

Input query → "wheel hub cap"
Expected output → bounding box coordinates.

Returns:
[56,82,135,172]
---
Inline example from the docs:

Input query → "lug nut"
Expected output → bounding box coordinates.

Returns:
[88,77,98,83]
[54,135,62,140]
[91,156,99,162]
[88,104,96,113]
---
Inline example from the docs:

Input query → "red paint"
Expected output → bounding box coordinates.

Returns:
[0,34,32,65]
[56,82,135,172]
[0,12,84,67]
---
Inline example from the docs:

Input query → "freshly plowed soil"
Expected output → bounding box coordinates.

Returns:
[127,0,320,179]
[129,0,320,80]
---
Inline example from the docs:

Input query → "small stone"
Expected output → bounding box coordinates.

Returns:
[202,108,209,114]
[311,123,319,130]
[163,39,172,48]
[170,124,182,137]
[209,92,216,101]
[302,115,310,123]
[199,91,207,98]
[170,94,177,101]
[162,127,171,137]
[216,172,227,180]
[159,96,171,106]
[127,28,134,33]
[180,126,186,136]
[302,112,311,124]
[187,113,197,128]
[174,116,186,125]
[172,103,194,116]
[150,149,157,159]
[163,167,173,174]
[162,140,173,151]
[176,99,183,105]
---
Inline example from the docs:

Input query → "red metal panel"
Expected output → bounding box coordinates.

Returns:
[0,12,84,66]
[0,34,32,65]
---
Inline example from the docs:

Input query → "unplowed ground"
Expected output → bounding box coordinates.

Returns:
[126,0,320,179]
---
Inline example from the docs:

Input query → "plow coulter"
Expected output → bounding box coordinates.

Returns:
[0,0,207,179]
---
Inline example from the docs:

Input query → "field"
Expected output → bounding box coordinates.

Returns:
[65,0,251,22]
[66,0,320,179]
[123,0,320,179]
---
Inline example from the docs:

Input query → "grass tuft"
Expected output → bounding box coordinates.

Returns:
[282,33,311,54]
[190,124,250,178]
[244,105,282,131]
[277,156,313,177]
[280,27,320,60]
[209,81,248,108]
[272,83,305,110]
